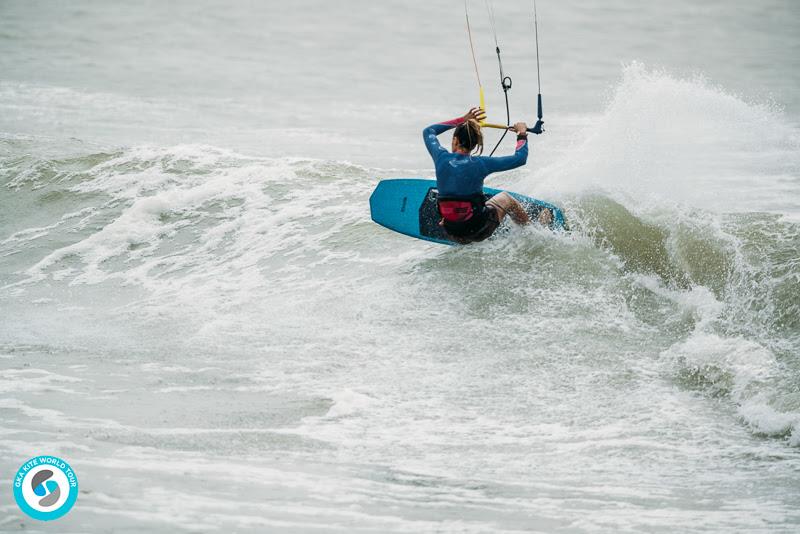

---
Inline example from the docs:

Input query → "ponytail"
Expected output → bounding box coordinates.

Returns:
[454,119,484,155]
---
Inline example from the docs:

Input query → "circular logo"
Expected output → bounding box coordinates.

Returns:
[13,456,78,521]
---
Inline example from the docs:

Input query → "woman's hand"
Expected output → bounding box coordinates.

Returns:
[512,122,528,135]
[463,107,486,123]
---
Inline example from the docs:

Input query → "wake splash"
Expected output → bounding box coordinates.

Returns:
[529,62,800,216]
[521,63,800,445]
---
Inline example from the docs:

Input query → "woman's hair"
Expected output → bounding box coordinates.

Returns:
[454,119,484,155]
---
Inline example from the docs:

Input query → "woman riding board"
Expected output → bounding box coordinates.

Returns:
[422,107,551,244]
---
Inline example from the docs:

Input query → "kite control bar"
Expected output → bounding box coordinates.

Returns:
[481,120,544,134]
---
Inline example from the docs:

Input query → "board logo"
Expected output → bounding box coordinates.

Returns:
[13,455,78,521]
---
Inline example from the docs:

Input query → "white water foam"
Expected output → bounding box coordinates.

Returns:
[523,63,800,218]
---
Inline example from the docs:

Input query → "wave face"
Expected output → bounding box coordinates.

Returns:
[530,65,800,445]
[3,3,800,531]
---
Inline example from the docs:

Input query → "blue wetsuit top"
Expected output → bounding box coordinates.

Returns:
[422,117,528,198]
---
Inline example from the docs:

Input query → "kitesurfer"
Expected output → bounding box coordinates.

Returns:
[423,107,551,244]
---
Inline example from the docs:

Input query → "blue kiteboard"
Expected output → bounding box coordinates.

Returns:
[369,178,566,245]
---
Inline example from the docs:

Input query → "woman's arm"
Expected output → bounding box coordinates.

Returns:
[422,107,486,160]
[481,122,529,174]
[422,118,463,160]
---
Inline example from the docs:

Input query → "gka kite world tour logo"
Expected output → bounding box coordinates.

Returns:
[13,455,78,521]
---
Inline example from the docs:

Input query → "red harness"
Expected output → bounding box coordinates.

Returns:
[437,200,475,222]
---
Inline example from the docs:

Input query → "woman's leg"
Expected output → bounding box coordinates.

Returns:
[486,192,530,225]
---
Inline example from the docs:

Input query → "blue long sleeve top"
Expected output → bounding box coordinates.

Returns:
[423,117,528,198]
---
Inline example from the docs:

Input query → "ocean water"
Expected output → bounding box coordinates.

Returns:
[1,1,800,532]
